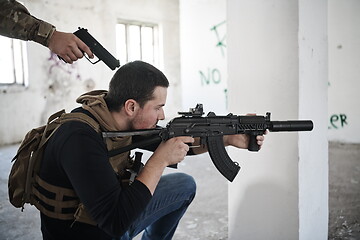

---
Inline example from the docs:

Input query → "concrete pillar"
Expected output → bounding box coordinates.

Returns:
[328,0,360,143]
[227,0,328,239]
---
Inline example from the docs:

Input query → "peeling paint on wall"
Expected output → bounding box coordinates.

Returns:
[40,52,86,122]
[45,52,82,97]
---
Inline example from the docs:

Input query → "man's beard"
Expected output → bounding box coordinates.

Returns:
[129,121,158,130]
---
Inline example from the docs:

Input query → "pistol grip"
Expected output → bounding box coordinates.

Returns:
[248,134,260,152]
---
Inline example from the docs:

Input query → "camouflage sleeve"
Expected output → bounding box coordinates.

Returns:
[0,0,56,47]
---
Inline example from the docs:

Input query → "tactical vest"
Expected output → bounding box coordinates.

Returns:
[32,111,132,226]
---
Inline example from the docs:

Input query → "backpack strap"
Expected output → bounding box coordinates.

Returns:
[28,110,101,209]
[32,110,101,181]
[29,110,99,184]
[31,111,101,223]
[24,109,67,203]
[60,112,101,133]
[38,109,66,150]
[37,111,101,151]
[11,109,65,162]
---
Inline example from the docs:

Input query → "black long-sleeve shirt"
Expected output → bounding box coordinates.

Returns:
[40,108,152,239]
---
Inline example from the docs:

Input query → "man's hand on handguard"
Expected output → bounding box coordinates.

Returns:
[223,131,267,150]
[223,113,267,150]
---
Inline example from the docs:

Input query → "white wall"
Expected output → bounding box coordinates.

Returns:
[0,1,358,147]
[0,0,180,145]
[180,0,227,115]
[227,0,328,239]
[328,0,360,143]
[298,1,329,239]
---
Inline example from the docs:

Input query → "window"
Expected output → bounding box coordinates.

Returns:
[116,22,158,66]
[0,35,28,86]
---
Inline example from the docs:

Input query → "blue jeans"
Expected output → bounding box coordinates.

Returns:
[119,172,196,240]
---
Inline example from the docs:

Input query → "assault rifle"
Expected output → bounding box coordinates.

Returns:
[102,104,314,182]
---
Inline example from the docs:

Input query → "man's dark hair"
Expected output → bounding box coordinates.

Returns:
[105,61,169,112]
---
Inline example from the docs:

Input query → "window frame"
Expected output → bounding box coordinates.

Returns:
[0,36,28,88]
[116,20,159,67]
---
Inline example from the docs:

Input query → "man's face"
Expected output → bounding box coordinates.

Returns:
[131,86,167,129]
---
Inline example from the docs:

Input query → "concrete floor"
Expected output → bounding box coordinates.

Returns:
[328,142,360,240]
[0,142,359,239]
[0,145,228,240]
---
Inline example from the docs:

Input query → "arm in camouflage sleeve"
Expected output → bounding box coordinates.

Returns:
[0,0,56,47]
[0,0,93,63]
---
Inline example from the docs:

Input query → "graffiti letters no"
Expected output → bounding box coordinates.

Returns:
[199,68,221,86]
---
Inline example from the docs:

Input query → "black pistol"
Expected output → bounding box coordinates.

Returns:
[73,27,120,70]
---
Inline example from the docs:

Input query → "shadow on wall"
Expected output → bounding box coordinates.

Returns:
[230,182,297,240]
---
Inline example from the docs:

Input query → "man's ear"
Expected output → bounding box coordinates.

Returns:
[123,99,138,117]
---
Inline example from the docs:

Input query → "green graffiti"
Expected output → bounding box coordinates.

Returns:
[210,20,226,57]
[329,113,348,129]
[199,68,221,86]
[224,88,228,109]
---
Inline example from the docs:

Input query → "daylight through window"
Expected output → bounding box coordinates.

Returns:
[0,36,28,86]
[116,22,158,66]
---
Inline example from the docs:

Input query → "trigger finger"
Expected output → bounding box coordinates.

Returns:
[178,136,195,144]
[79,44,93,58]
[184,144,190,152]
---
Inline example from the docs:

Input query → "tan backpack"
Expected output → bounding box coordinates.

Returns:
[8,109,100,209]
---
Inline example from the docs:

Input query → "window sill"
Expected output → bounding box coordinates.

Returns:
[0,84,28,94]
